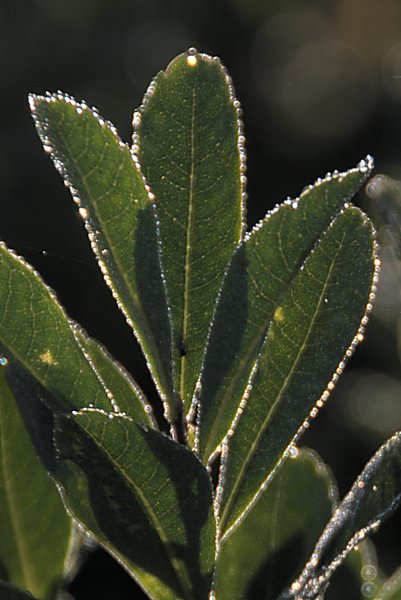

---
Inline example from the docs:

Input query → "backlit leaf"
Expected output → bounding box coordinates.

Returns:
[29,94,175,420]
[283,432,401,599]
[218,205,376,535]
[199,161,374,463]
[0,243,113,413]
[135,49,244,413]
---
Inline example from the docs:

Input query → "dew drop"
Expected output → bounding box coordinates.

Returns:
[187,55,198,67]
[0,356,8,366]
[79,207,89,219]
[132,111,142,128]
[361,582,376,598]
[358,480,365,489]
[362,564,377,580]
[288,446,299,459]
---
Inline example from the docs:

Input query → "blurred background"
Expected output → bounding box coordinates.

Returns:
[2,0,401,597]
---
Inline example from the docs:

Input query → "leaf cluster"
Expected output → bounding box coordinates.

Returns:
[0,49,400,600]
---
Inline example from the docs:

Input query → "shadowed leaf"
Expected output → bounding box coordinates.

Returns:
[55,409,215,600]
[0,368,74,600]
[214,449,337,600]
[0,581,38,600]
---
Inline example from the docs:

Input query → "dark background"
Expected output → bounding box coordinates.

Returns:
[1,1,401,598]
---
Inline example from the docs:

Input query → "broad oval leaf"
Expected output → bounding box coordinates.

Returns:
[0,367,74,600]
[283,432,401,599]
[213,448,337,600]
[55,409,215,600]
[29,94,175,420]
[135,49,244,413]
[198,160,374,463]
[218,206,376,535]
[0,243,114,413]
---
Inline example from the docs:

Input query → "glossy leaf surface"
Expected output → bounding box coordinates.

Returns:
[136,50,244,412]
[0,368,73,600]
[284,432,401,599]
[199,161,373,462]
[219,206,375,535]
[55,409,215,600]
[214,449,337,600]
[29,94,175,417]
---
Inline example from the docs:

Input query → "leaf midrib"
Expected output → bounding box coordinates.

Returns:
[219,226,346,534]
[79,416,195,600]
[180,80,197,410]
[52,108,171,400]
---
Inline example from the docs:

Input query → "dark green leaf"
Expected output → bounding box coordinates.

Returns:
[29,94,175,420]
[0,243,113,413]
[213,448,337,600]
[73,326,156,426]
[135,50,244,413]
[0,368,74,600]
[283,432,401,599]
[55,409,215,600]
[0,581,38,600]
[327,540,379,600]
[218,206,376,535]
[199,161,374,463]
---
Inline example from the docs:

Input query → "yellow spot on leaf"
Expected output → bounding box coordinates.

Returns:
[274,306,285,322]
[39,350,57,366]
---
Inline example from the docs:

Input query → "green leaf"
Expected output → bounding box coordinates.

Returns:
[0,367,74,600]
[213,448,337,600]
[29,94,175,420]
[218,205,376,535]
[73,326,156,426]
[283,432,401,599]
[199,160,374,463]
[327,541,379,600]
[0,243,113,414]
[376,566,401,599]
[0,581,38,600]
[135,49,244,413]
[55,409,215,600]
